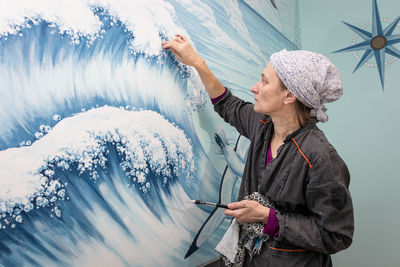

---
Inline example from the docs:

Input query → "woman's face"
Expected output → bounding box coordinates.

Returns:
[250,63,288,115]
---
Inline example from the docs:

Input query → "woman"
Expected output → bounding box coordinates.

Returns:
[162,34,354,267]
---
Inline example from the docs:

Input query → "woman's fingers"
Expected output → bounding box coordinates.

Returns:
[162,34,188,50]
[170,49,182,60]
[161,34,202,66]
[224,207,243,217]
[227,200,248,210]
[162,36,184,49]
[225,201,270,224]
[161,41,182,59]
[161,40,174,49]
[162,39,179,47]
[176,34,188,42]
[225,200,268,224]
[162,39,182,53]
[173,36,184,44]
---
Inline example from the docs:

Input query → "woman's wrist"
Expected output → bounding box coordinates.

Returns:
[261,206,270,224]
[194,59,225,98]
[193,57,206,70]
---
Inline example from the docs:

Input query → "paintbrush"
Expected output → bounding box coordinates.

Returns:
[188,200,229,209]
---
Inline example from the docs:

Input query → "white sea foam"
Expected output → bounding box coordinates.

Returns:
[0,0,101,37]
[0,106,194,222]
[0,0,186,56]
[88,0,184,55]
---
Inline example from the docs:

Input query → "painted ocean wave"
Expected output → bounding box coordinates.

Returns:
[0,106,195,228]
[0,106,221,267]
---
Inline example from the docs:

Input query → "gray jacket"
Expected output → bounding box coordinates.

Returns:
[213,90,354,267]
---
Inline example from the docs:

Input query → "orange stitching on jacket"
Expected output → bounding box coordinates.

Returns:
[291,138,312,168]
[260,120,270,124]
[269,246,308,252]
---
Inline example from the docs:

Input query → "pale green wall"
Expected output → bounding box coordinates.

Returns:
[300,0,400,266]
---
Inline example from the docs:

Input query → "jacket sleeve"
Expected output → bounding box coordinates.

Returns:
[213,89,260,139]
[275,151,354,254]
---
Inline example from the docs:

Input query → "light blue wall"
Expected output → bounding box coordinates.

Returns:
[300,1,400,266]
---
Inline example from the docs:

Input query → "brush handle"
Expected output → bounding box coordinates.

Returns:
[215,203,229,209]
[194,200,229,209]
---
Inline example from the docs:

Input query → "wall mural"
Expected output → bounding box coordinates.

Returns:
[244,0,301,49]
[333,0,400,90]
[0,0,296,266]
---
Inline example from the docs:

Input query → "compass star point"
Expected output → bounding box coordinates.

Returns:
[334,0,399,90]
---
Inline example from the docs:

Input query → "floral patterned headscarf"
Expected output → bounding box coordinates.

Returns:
[270,49,343,122]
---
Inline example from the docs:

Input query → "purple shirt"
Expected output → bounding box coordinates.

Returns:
[263,143,280,237]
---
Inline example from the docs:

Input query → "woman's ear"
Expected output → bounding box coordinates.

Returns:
[283,90,297,105]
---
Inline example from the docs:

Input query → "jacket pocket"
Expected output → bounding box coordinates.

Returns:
[263,246,324,267]
[268,245,308,257]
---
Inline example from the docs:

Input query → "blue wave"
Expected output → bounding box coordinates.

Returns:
[0,106,220,266]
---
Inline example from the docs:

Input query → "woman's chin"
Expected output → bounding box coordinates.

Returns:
[253,105,267,114]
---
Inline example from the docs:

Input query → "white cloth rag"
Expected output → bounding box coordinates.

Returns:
[215,218,240,263]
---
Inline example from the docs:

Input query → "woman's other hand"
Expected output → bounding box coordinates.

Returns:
[162,34,204,67]
[225,200,270,224]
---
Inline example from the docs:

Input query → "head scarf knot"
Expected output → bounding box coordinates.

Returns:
[270,49,343,122]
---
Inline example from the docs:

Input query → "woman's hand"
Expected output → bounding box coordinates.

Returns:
[162,33,225,98]
[161,34,204,67]
[225,200,270,224]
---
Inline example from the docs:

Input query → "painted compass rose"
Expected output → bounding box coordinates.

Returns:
[333,0,400,90]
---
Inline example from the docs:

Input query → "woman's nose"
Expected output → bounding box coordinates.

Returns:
[250,81,260,93]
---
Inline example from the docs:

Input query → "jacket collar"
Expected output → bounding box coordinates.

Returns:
[284,118,317,142]
[261,115,317,143]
